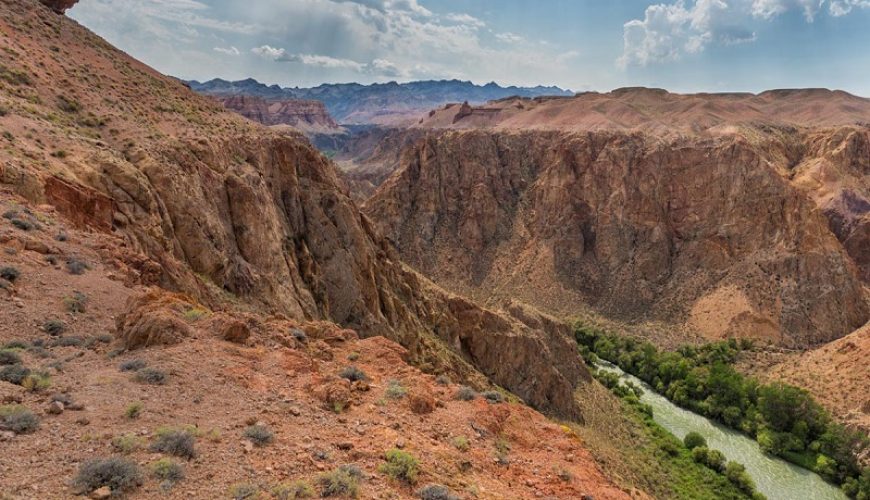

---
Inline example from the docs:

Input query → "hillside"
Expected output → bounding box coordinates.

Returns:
[0,1,642,497]
[362,91,870,348]
[188,78,573,125]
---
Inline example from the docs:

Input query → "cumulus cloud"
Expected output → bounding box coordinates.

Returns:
[252,46,367,71]
[444,13,486,28]
[619,0,869,67]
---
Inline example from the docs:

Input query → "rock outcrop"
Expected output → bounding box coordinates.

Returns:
[216,95,341,133]
[365,129,870,347]
[0,0,586,418]
[39,0,77,13]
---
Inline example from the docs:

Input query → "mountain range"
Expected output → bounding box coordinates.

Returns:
[187,77,573,125]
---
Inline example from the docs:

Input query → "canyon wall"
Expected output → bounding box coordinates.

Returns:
[365,129,870,347]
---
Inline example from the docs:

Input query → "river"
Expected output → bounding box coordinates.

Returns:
[596,361,846,500]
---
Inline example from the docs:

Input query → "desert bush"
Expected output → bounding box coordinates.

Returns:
[112,434,143,454]
[134,368,167,385]
[229,483,261,499]
[57,95,82,113]
[482,391,504,404]
[0,349,21,365]
[151,458,184,484]
[683,432,707,450]
[435,374,451,386]
[124,402,143,419]
[272,480,314,499]
[22,372,51,392]
[43,319,66,336]
[10,218,33,231]
[385,379,408,400]
[318,466,360,498]
[55,231,68,242]
[65,258,88,275]
[49,336,84,347]
[4,340,29,349]
[244,424,275,447]
[0,266,20,282]
[290,329,307,343]
[119,359,146,372]
[339,366,368,382]
[50,393,74,405]
[150,427,196,459]
[0,364,30,384]
[418,484,460,500]
[0,405,39,434]
[73,457,142,494]
[64,291,88,312]
[379,449,419,484]
[454,386,477,401]
[451,436,469,452]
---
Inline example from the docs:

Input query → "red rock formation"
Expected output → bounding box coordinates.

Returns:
[365,129,870,347]
[217,95,340,132]
[39,0,77,13]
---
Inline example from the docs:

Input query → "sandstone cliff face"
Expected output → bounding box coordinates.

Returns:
[0,0,585,418]
[365,130,869,347]
[217,95,341,133]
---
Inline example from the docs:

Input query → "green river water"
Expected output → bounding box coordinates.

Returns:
[596,361,846,500]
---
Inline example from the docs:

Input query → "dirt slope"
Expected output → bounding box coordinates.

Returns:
[0,194,630,499]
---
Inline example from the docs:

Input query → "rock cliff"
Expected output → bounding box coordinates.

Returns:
[216,95,341,133]
[0,0,585,418]
[365,128,870,347]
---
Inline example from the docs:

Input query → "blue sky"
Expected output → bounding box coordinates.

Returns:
[68,0,870,95]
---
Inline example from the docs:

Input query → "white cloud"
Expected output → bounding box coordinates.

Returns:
[445,13,486,28]
[496,32,525,44]
[213,46,240,56]
[619,0,868,67]
[252,46,367,71]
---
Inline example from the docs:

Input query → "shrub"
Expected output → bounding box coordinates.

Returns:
[229,483,261,500]
[151,458,184,484]
[73,457,142,494]
[0,364,30,384]
[482,391,504,404]
[339,366,368,382]
[4,340,28,349]
[347,352,360,361]
[435,374,451,386]
[692,446,726,473]
[49,336,84,347]
[22,372,51,392]
[451,436,469,452]
[119,359,146,372]
[272,480,315,499]
[385,379,407,400]
[43,319,66,336]
[10,218,33,231]
[454,386,477,401]
[124,402,143,419]
[244,424,275,447]
[55,231,68,242]
[0,266,20,282]
[65,258,89,275]
[725,461,757,495]
[112,434,143,454]
[418,484,460,500]
[57,95,82,113]
[290,329,307,343]
[683,431,707,450]
[64,291,88,312]
[0,405,39,434]
[150,428,196,459]
[134,368,167,385]
[0,349,21,365]
[318,467,360,498]
[379,449,419,484]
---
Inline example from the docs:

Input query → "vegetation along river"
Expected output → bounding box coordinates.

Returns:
[596,361,846,500]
